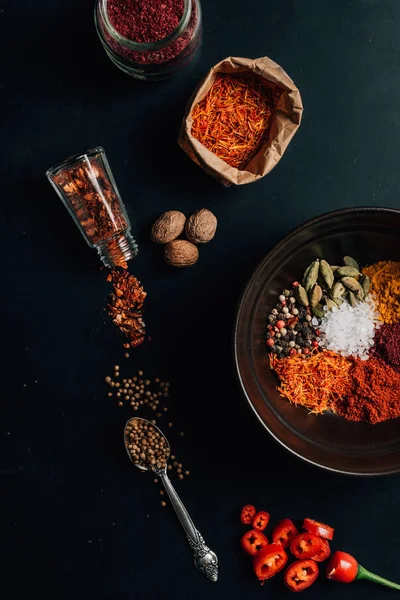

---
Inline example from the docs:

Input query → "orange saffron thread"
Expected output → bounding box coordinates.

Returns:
[269,351,352,414]
[191,73,277,170]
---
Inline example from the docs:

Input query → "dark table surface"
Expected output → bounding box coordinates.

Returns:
[3,0,400,598]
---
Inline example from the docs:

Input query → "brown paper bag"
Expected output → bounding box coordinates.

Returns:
[178,56,303,186]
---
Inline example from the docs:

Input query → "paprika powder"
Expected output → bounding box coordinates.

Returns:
[334,357,400,424]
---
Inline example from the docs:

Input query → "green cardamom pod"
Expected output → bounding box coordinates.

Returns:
[304,259,320,292]
[336,266,361,278]
[341,276,364,299]
[360,275,370,296]
[296,285,309,307]
[347,290,357,308]
[312,304,325,318]
[320,260,334,289]
[343,256,360,271]
[331,281,346,300]
[310,284,323,308]
[331,265,340,274]
[325,298,338,311]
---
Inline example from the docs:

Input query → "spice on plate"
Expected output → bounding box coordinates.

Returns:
[363,261,400,323]
[191,73,275,170]
[270,351,352,414]
[107,269,146,347]
[333,357,400,424]
[318,297,381,359]
[47,147,137,269]
[372,322,400,372]
[125,418,169,469]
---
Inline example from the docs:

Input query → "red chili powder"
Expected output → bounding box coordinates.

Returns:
[108,0,185,43]
[334,357,400,424]
[371,322,400,373]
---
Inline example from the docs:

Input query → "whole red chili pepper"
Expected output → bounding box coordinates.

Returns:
[252,511,270,531]
[272,519,299,548]
[290,533,322,560]
[285,559,319,592]
[326,551,400,590]
[311,537,331,562]
[253,543,288,581]
[240,504,256,525]
[240,529,269,557]
[303,517,334,540]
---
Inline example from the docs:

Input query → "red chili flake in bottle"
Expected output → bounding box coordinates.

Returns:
[47,147,138,269]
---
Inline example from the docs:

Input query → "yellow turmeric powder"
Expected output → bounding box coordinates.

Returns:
[363,261,400,323]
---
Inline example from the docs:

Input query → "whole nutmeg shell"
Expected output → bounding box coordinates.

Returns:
[185,209,217,244]
[164,240,199,268]
[151,211,186,244]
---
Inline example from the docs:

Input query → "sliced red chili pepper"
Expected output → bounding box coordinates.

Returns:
[253,543,288,581]
[241,529,269,557]
[285,559,319,592]
[272,518,299,548]
[252,511,270,531]
[240,504,256,525]
[303,518,334,540]
[290,533,322,560]
[312,537,331,562]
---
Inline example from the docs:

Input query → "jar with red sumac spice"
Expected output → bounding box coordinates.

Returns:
[94,0,202,81]
[46,147,138,269]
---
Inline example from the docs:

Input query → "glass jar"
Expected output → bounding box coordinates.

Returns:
[46,147,138,269]
[95,0,202,81]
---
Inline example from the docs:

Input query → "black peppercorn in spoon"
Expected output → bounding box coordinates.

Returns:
[124,417,218,582]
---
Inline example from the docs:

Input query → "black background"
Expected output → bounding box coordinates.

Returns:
[3,0,400,598]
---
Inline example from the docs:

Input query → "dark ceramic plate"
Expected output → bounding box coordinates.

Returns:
[234,207,400,475]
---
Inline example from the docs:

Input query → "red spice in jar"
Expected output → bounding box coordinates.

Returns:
[108,0,184,43]
[104,0,198,66]
[371,322,400,373]
[334,357,400,424]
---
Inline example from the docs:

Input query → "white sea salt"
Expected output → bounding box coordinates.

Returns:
[318,296,381,359]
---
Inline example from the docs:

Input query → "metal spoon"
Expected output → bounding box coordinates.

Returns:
[124,417,218,582]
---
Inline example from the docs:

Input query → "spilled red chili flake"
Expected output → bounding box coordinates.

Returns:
[107,269,146,347]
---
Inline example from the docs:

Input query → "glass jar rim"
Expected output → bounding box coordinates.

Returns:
[46,146,105,178]
[98,0,192,51]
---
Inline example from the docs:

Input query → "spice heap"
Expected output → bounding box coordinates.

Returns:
[267,253,400,424]
[266,287,321,358]
[107,269,146,347]
[363,260,400,324]
[372,322,400,373]
[125,418,169,470]
[318,299,380,360]
[191,74,276,170]
[270,351,352,414]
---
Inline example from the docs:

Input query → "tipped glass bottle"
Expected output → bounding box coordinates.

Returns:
[46,147,138,269]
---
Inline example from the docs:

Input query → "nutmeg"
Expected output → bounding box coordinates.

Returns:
[151,211,186,244]
[164,240,199,268]
[185,209,217,244]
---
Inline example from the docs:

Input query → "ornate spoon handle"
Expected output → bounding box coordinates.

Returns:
[158,469,218,582]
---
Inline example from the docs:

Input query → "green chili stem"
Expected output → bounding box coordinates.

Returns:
[357,564,400,590]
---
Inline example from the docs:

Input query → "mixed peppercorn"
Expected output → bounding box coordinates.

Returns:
[265,285,321,358]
